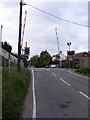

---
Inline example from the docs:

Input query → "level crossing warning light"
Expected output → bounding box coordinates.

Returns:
[24,47,30,55]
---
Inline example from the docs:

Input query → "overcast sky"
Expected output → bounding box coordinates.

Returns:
[0,0,89,58]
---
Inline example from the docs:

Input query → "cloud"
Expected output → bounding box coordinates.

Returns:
[0,1,88,58]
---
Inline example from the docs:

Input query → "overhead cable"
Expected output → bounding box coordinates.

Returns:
[26,3,89,28]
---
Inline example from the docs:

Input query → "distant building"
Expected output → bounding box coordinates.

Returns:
[73,51,89,58]
[52,51,66,62]
[73,51,90,68]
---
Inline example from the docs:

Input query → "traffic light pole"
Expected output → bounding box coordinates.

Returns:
[18,0,22,71]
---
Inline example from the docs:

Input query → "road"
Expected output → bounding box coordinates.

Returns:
[22,68,89,118]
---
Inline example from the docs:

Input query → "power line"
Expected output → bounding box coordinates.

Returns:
[28,13,52,18]
[26,3,89,28]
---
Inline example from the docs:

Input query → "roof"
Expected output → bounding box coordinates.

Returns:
[73,52,90,58]
[53,54,59,58]
[52,53,66,58]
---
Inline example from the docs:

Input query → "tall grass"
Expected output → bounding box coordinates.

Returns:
[75,68,90,75]
[2,67,31,119]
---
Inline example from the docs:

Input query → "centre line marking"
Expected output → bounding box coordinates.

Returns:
[52,73,57,76]
[32,69,36,119]
[60,78,71,86]
[79,91,90,100]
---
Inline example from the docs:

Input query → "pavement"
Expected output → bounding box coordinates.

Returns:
[21,68,89,119]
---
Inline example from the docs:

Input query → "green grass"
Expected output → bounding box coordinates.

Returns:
[2,67,31,119]
[75,68,90,75]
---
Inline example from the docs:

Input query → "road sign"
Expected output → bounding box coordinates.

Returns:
[21,55,24,60]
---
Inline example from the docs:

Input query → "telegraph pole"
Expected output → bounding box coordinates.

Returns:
[18,0,26,71]
[18,0,22,71]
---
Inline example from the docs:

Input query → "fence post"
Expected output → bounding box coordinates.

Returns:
[8,53,10,77]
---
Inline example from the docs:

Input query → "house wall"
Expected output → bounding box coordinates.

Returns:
[60,54,66,61]
[52,54,66,61]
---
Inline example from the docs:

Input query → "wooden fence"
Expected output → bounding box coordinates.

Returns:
[79,57,90,68]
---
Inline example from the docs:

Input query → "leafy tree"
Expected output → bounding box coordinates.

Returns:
[23,58,28,67]
[11,53,18,58]
[51,59,60,64]
[65,59,72,68]
[40,50,51,67]
[2,41,12,53]
[30,55,40,67]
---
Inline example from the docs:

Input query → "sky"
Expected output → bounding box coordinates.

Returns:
[0,0,89,58]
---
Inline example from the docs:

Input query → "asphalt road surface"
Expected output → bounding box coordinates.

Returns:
[22,68,89,119]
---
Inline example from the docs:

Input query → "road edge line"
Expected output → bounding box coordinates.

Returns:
[68,71,88,79]
[32,69,36,119]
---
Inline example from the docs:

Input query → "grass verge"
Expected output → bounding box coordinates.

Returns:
[2,67,31,119]
[75,68,90,75]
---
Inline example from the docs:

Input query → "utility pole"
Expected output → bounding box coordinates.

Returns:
[18,0,22,71]
[18,0,26,71]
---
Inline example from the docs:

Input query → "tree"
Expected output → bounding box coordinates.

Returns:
[11,53,18,58]
[2,41,12,53]
[23,58,28,67]
[51,59,60,64]
[30,55,40,67]
[40,50,51,67]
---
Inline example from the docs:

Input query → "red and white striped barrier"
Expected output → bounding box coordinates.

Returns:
[21,11,27,49]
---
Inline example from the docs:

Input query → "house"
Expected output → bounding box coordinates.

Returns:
[72,51,90,68]
[52,51,66,62]
[52,51,66,68]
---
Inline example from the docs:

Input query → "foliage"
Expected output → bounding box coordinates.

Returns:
[30,55,40,67]
[29,50,52,67]
[11,53,18,58]
[40,50,51,67]
[2,67,31,119]
[2,41,12,53]
[51,59,60,64]
[23,57,28,67]
[65,60,72,68]
[75,68,90,75]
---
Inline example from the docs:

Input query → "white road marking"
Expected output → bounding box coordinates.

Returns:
[79,91,90,100]
[52,73,57,76]
[68,71,88,79]
[32,69,36,119]
[60,78,71,86]
[60,68,89,79]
